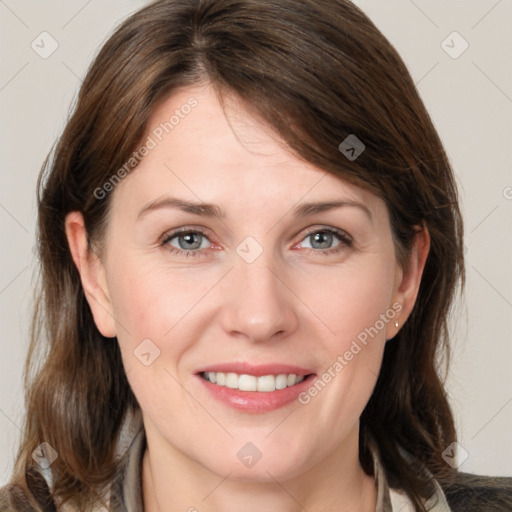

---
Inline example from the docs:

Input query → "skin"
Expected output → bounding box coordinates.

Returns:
[66,84,430,512]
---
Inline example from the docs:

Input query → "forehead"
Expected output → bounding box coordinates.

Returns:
[111,84,383,220]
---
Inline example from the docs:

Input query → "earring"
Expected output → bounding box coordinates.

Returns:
[395,320,399,328]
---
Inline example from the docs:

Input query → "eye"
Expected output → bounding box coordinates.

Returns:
[160,226,352,258]
[297,227,352,255]
[161,228,211,257]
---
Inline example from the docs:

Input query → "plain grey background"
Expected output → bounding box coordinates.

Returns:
[1,0,511,485]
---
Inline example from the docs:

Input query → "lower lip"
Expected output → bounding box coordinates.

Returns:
[197,374,315,413]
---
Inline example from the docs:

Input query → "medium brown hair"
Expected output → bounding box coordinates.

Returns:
[10,0,465,510]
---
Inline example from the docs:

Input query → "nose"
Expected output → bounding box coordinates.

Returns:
[218,253,299,344]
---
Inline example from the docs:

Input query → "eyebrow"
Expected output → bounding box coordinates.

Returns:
[137,197,225,219]
[137,196,372,221]
[293,200,372,220]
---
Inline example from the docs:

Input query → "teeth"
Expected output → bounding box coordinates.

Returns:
[239,374,257,391]
[203,372,305,392]
[225,373,238,389]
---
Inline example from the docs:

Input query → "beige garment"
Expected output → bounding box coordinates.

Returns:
[367,434,451,512]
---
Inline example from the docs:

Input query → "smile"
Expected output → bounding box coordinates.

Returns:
[201,371,306,392]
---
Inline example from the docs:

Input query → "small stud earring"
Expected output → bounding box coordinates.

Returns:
[395,320,399,328]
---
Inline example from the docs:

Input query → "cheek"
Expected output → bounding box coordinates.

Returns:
[106,259,207,420]
[108,257,208,338]
[293,255,395,420]
[106,256,224,379]
[296,255,396,352]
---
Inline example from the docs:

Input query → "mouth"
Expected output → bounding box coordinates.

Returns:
[195,363,316,413]
[200,371,307,391]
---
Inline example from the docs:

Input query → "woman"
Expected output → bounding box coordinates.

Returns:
[1,0,510,511]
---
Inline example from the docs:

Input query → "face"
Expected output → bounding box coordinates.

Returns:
[73,84,422,482]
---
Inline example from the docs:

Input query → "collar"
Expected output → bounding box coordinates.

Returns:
[108,419,452,512]
[367,434,452,512]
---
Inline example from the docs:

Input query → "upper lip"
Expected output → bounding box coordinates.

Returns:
[196,362,314,377]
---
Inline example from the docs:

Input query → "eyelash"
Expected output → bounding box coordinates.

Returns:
[160,226,353,258]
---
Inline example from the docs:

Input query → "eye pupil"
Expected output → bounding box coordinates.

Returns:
[179,233,202,250]
[311,231,333,249]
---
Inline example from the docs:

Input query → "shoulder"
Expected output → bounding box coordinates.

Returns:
[441,472,512,512]
[0,466,57,512]
[0,415,144,512]
[0,481,42,511]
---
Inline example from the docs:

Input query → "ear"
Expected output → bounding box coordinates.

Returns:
[65,211,117,338]
[386,224,430,340]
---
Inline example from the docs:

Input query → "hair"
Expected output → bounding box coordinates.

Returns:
[8,0,465,510]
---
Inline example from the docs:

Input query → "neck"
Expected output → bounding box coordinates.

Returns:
[142,423,377,512]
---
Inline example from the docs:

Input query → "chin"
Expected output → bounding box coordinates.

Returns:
[195,441,315,484]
